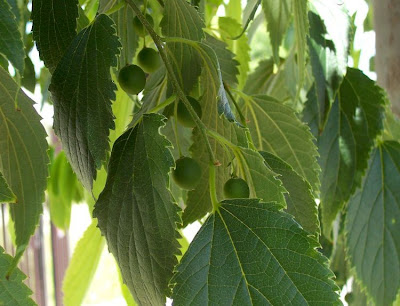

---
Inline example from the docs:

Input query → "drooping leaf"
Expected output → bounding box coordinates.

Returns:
[94,114,181,305]
[0,67,49,262]
[49,14,120,191]
[31,0,79,73]
[262,0,291,65]
[243,95,320,191]
[345,141,400,306]
[0,0,25,73]
[293,0,308,93]
[261,151,320,235]
[318,68,387,237]
[172,199,340,305]
[0,247,35,306]
[21,57,36,93]
[0,172,16,203]
[160,0,204,93]
[63,220,105,306]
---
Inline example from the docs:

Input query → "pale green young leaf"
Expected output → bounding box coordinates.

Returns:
[172,199,340,305]
[49,14,120,191]
[243,95,320,191]
[218,17,251,89]
[0,0,24,73]
[0,172,16,203]
[261,151,320,236]
[318,68,387,237]
[0,247,35,306]
[262,0,291,65]
[93,114,181,305]
[161,0,205,93]
[63,220,105,306]
[31,0,79,73]
[0,67,49,261]
[293,0,308,93]
[346,141,400,306]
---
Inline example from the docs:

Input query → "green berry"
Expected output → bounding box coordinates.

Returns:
[345,293,354,304]
[118,64,146,95]
[133,14,154,37]
[177,96,202,128]
[223,178,250,199]
[172,157,202,190]
[137,47,161,73]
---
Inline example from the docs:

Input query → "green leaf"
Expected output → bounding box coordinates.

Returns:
[172,199,340,305]
[0,247,35,305]
[0,172,16,203]
[318,68,387,237]
[21,57,36,93]
[0,0,25,73]
[293,0,308,93]
[93,114,181,305]
[262,0,291,65]
[261,151,320,235]
[49,14,120,191]
[243,95,320,191]
[63,220,105,306]
[345,141,400,306]
[160,0,205,93]
[218,17,251,89]
[0,67,49,261]
[118,268,137,306]
[32,0,79,73]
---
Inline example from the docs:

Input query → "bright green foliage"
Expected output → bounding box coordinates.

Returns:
[0,247,35,305]
[50,14,120,191]
[0,67,49,262]
[345,141,400,306]
[32,0,79,73]
[223,177,249,198]
[118,64,146,95]
[261,151,320,236]
[172,157,202,190]
[262,0,291,65]
[172,199,340,305]
[132,14,154,37]
[0,172,16,203]
[160,0,205,93]
[318,68,387,237]
[0,0,25,73]
[94,114,181,305]
[137,47,161,73]
[63,220,105,306]
[177,96,202,128]
[243,95,320,191]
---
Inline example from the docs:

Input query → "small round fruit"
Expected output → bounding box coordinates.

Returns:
[345,293,354,304]
[172,157,201,190]
[177,96,202,128]
[137,47,161,73]
[118,64,146,95]
[133,14,154,37]
[223,178,250,199]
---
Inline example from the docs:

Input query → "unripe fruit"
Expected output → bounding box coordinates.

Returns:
[137,47,161,73]
[223,178,250,199]
[172,157,201,190]
[177,96,202,128]
[133,14,154,37]
[345,293,354,304]
[118,64,146,95]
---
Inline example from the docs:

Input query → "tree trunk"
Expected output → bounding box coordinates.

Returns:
[374,0,400,117]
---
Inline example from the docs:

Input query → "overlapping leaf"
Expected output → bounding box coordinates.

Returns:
[345,141,400,306]
[0,247,35,305]
[318,68,387,237]
[262,0,291,65]
[32,0,79,73]
[243,95,320,191]
[172,199,340,305]
[94,114,181,305]
[293,0,308,92]
[261,151,319,235]
[0,172,15,203]
[0,0,24,73]
[160,0,204,93]
[50,14,120,190]
[0,67,49,261]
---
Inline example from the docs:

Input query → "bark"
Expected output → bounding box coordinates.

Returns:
[374,0,400,117]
